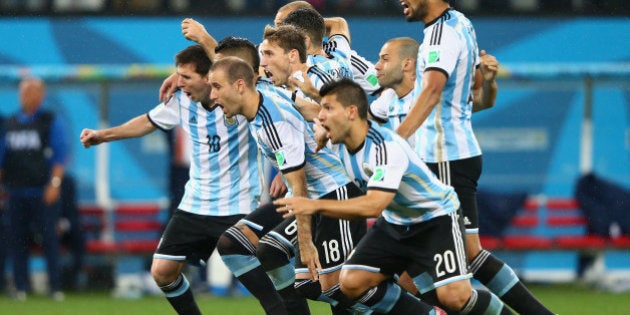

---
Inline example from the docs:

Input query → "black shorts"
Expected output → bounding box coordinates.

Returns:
[343,213,470,294]
[155,210,245,265]
[426,156,482,234]
[259,183,367,272]
[239,202,287,239]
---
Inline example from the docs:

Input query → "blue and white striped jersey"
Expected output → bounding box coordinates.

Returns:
[324,36,380,95]
[368,88,416,147]
[250,90,350,199]
[308,35,353,90]
[413,9,481,163]
[148,90,260,216]
[337,122,459,225]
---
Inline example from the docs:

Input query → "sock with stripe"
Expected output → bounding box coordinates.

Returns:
[460,289,514,315]
[159,273,201,315]
[471,250,554,315]
[257,234,310,315]
[323,283,373,314]
[217,227,288,315]
[357,281,435,314]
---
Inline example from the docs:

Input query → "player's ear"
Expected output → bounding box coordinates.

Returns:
[403,57,413,71]
[348,104,359,119]
[235,78,245,94]
[289,49,299,64]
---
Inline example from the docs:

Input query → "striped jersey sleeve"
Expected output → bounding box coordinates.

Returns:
[339,122,459,225]
[251,91,350,199]
[349,51,381,94]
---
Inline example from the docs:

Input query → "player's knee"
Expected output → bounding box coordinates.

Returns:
[216,233,236,255]
[217,226,254,256]
[150,262,179,287]
[339,270,371,299]
[436,280,472,311]
[294,279,322,301]
[256,235,292,268]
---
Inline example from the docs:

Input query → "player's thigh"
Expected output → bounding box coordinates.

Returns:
[157,210,242,264]
[238,202,287,239]
[405,213,471,296]
[342,219,409,279]
[314,214,366,272]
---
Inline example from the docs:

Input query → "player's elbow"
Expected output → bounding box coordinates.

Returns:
[364,202,387,218]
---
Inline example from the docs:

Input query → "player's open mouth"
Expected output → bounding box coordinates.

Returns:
[208,102,220,110]
[264,69,273,79]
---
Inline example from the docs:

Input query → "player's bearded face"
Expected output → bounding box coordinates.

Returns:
[177,63,210,103]
[401,0,427,22]
[376,44,404,88]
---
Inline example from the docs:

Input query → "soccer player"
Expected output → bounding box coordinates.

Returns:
[274,79,515,315]
[278,7,353,101]
[259,24,323,121]
[274,1,381,96]
[79,45,265,315]
[369,37,420,146]
[397,1,553,314]
[210,57,367,315]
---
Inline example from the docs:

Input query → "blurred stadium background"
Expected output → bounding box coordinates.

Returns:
[0,0,629,313]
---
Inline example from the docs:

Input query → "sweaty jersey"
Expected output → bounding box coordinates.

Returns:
[249,90,350,199]
[413,8,481,163]
[324,35,380,95]
[368,88,416,147]
[308,34,353,89]
[336,122,459,225]
[148,90,260,216]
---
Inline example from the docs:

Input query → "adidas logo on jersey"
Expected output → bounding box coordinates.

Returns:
[189,116,197,124]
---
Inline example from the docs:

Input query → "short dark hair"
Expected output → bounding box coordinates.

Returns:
[175,44,212,76]
[320,79,368,120]
[211,56,255,88]
[215,36,260,73]
[263,24,307,63]
[281,8,325,47]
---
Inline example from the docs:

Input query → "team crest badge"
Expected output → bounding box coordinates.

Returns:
[224,116,237,127]
[362,162,373,177]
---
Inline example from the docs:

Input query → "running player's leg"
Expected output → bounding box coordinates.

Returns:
[339,218,437,314]
[408,213,512,314]
[217,203,289,314]
[431,157,554,315]
[152,211,242,315]
[309,183,368,314]
[257,216,310,315]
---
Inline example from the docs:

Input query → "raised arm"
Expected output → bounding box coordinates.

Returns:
[182,18,217,62]
[324,17,351,43]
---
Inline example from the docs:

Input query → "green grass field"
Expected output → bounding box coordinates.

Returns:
[1,284,629,314]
